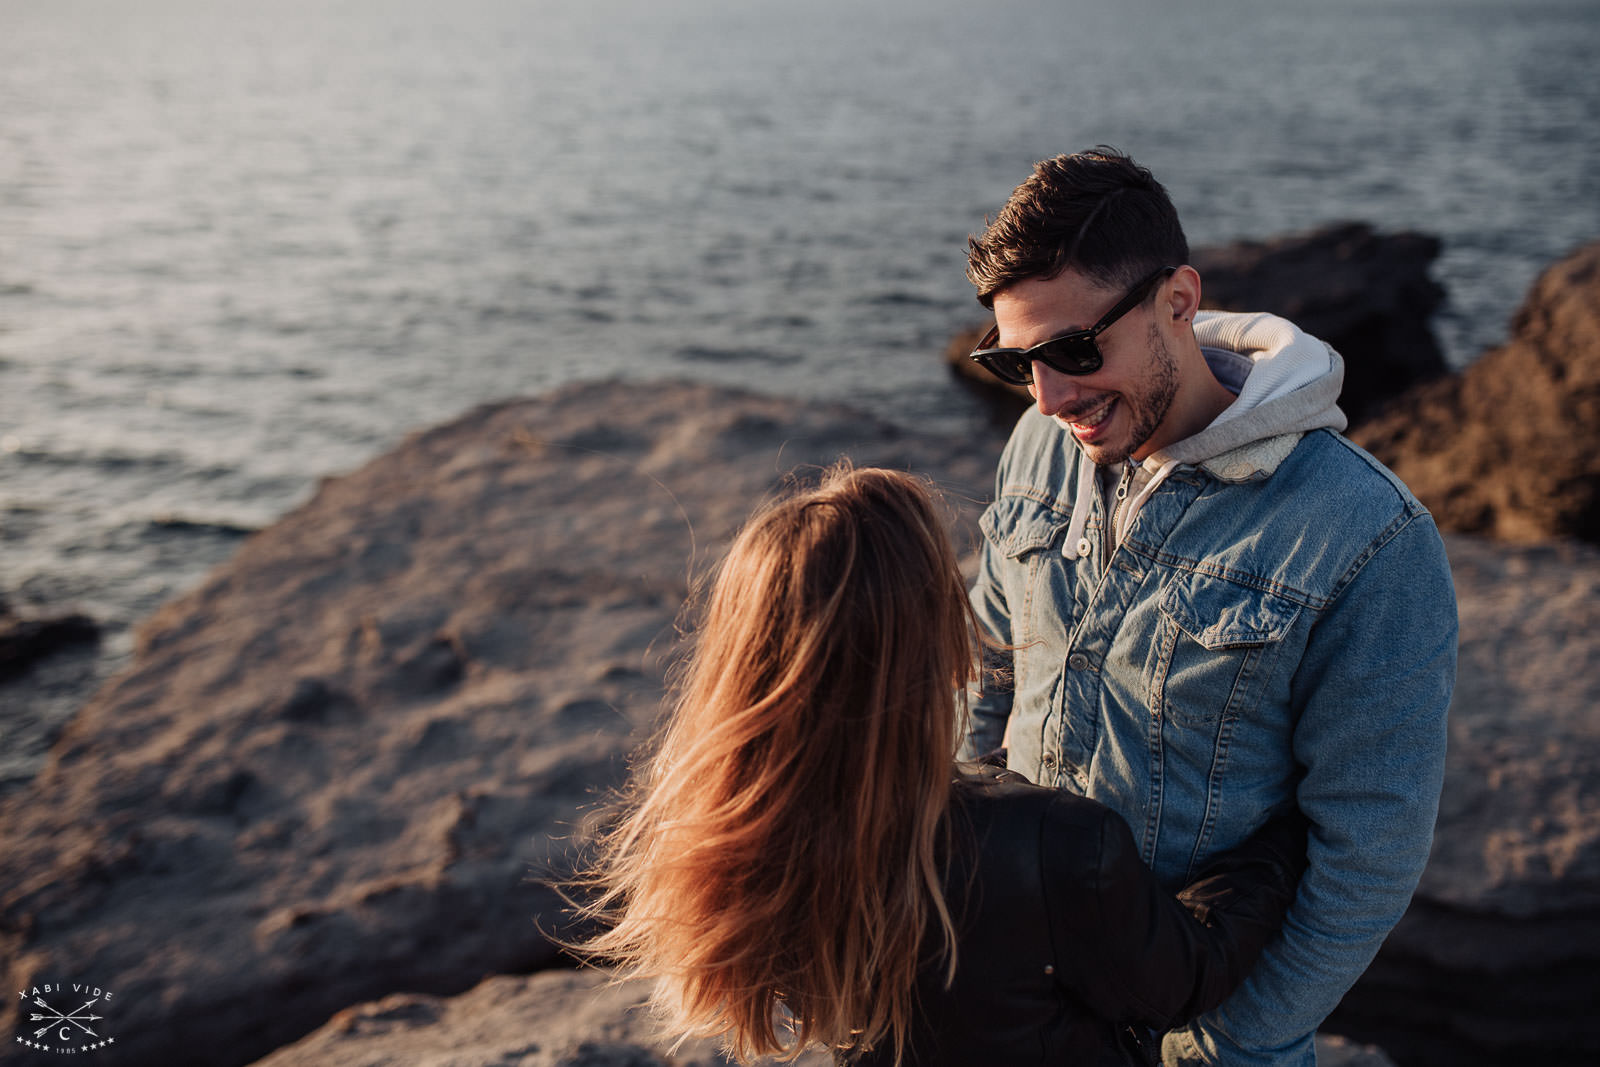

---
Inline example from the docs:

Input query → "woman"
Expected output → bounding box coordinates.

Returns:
[575,464,1305,1066]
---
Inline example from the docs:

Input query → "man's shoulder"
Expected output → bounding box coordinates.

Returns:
[1286,427,1425,513]
[1180,428,1446,602]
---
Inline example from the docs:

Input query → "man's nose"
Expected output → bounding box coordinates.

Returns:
[1029,363,1087,417]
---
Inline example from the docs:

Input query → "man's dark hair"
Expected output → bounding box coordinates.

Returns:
[966,147,1189,309]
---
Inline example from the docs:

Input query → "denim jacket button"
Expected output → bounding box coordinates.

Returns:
[1067,652,1090,671]
[1075,538,1092,557]
[1041,751,1056,766]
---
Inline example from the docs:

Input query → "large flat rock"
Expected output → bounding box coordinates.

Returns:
[2,376,1595,1065]
[248,969,835,1067]
[0,382,1000,1066]
[245,968,1393,1067]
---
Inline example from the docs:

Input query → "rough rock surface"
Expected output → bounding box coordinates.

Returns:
[947,222,1447,426]
[0,597,104,789]
[1351,238,1600,546]
[1326,534,1600,1067]
[249,969,834,1067]
[247,968,1394,1067]
[0,382,1001,1067]
[2,375,1596,1066]
[0,597,99,683]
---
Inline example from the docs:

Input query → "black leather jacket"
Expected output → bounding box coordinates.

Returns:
[842,767,1307,1066]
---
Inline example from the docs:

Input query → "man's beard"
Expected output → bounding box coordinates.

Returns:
[1083,321,1180,466]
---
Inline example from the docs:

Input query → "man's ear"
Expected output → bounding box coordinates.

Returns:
[1167,265,1203,323]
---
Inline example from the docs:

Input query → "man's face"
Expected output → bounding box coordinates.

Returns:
[991,267,1180,466]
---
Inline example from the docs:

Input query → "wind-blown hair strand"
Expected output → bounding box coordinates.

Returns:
[573,463,979,1064]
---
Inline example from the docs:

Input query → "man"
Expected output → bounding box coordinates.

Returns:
[959,148,1457,1065]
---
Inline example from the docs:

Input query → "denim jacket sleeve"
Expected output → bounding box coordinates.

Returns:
[960,426,1043,761]
[1164,511,1457,1066]
[963,524,1017,760]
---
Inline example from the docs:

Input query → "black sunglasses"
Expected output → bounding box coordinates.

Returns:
[969,266,1177,386]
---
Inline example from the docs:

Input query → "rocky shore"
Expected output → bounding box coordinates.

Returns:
[1350,238,1600,545]
[3,236,1598,1066]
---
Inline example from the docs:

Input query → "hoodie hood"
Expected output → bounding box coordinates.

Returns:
[1060,310,1348,560]
[1153,310,1348,476]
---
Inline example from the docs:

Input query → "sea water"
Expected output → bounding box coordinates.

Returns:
[1,0,1597,774]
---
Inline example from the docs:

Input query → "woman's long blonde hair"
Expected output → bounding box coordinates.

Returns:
[575,463,978,1063]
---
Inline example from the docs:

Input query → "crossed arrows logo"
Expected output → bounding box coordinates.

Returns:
[28,995,103,1041]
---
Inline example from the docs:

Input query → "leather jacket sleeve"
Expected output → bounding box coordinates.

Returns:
[1042,800,1308,1030]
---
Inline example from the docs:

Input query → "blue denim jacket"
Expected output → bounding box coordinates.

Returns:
[963,387,1456,1064]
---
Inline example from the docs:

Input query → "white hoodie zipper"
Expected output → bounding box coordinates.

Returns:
[1104,461,1134,570]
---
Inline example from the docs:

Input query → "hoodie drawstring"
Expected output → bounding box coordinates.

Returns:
[1061,454,1097,560]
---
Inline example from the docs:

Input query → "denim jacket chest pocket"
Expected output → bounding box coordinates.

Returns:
[972,495,1075,620]
[979,494,1076,646]
[1151,572,1303,727]
[979,493,1071,559]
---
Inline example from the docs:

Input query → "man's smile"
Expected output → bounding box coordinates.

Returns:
[1063,396,1116,432]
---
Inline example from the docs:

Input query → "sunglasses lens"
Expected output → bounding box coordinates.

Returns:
[970,329,1103,385]
[1035,337,1100,375]
[978,353,1032,385]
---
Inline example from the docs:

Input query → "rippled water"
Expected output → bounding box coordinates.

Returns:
[2,0,1598,767]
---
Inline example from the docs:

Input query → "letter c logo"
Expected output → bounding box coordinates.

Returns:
[60,1026,71,1041]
